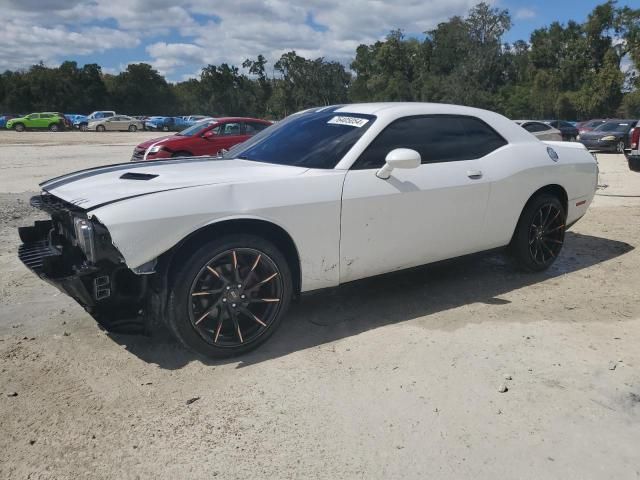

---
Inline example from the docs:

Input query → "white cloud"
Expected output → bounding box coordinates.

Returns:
[0,20,140,70]
[514,8,536,20]
[0,0,493,80]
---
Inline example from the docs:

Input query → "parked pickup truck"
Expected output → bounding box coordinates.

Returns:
[74,111,116,131]
[625,127,640,172]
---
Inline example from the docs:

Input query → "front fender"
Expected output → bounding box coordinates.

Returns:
[89,171,346,292]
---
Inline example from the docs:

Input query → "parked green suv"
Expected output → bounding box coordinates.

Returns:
[6,112,66,132]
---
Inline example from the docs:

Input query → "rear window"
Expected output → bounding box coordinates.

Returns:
[595,122,632,133]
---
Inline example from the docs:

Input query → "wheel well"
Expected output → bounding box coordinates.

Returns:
[171,150,192,157]
[164,219,302,295]
[528,184,568,213]
[510,184,568,244]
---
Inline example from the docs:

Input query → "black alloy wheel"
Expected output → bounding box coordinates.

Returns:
[168,235,292,357]
[511,193,566,272]
[527,203,565,267]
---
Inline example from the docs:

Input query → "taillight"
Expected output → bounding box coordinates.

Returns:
[631,128,639,150]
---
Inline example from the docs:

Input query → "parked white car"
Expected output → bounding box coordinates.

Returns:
[19,103,597,357]
[515,120,563,141]
[87,115,144,132]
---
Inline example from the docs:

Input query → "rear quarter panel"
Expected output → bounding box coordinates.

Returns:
[482,141,597,248]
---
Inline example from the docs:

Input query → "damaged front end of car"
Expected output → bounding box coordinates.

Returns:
[18,193,162,334]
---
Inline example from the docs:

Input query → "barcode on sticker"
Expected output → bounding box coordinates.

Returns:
[327,116,369,128]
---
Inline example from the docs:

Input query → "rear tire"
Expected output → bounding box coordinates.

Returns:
[162,126,169,132]
[128,124,138,132]
[511,193,566,272]
[167,234,293,358]
[49,123,59,132]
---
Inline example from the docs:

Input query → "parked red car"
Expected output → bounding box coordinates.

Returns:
[132,117,271,161]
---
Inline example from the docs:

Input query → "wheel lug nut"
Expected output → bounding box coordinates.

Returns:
[226,286,231,290]
[222,298,227,302]
[237,284,242,288]
[232,303,237,308]
[241,294,246,299]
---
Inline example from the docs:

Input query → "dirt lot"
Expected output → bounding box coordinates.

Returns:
[1,132,639,479]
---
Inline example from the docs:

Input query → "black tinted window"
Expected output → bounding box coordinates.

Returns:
[353,115,506,169]
[523,122,550,133]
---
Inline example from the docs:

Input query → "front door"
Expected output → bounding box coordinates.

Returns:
[340,115,506,283]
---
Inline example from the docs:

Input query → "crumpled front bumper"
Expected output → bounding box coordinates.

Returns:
[18,217,152,334]
[18,220,102,309]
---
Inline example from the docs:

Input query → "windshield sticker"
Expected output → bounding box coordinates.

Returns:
[327,116,369,128]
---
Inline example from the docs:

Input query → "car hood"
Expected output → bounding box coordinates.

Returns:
[581,130,625,139]
[136,135,176,149]
[40,158,309,210]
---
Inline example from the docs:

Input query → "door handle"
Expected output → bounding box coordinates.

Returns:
[467,170,483,179]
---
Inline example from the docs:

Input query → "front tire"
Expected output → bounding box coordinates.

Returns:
[511,193,566,272]
[14,123,25,132]
[162,125,169,132]
[96,125,106,132]
[79,123,88,131]
[167,234,293,358]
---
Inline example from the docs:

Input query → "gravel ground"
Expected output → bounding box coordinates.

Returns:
[1,132,639,479]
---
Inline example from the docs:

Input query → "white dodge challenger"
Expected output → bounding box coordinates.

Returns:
[19,103,598,357]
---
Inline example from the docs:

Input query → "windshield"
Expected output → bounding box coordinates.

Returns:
[595,122,631,133]
[176,120,216,136]
[223,110,376,169]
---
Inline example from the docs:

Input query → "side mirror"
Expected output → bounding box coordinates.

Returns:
[376,148,421,179]
[203,130,216,139]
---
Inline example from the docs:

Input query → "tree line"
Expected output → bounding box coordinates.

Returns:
[0,1,638,120]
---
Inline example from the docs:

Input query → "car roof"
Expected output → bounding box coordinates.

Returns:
[212,117,272,123]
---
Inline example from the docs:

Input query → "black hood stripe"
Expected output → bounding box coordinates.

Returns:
[41,156,222,191]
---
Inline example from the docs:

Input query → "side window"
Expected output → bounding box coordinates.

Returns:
[353,115,506,169]
[524,122,550,133]
[244,122,268,136]
[458,117,508,157]
[220,122,241,136]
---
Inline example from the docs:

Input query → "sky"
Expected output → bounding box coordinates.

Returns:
[0,0,636,82]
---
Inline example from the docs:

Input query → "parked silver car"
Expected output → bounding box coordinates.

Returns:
[88,115,144,132]
[514,120,563,141]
